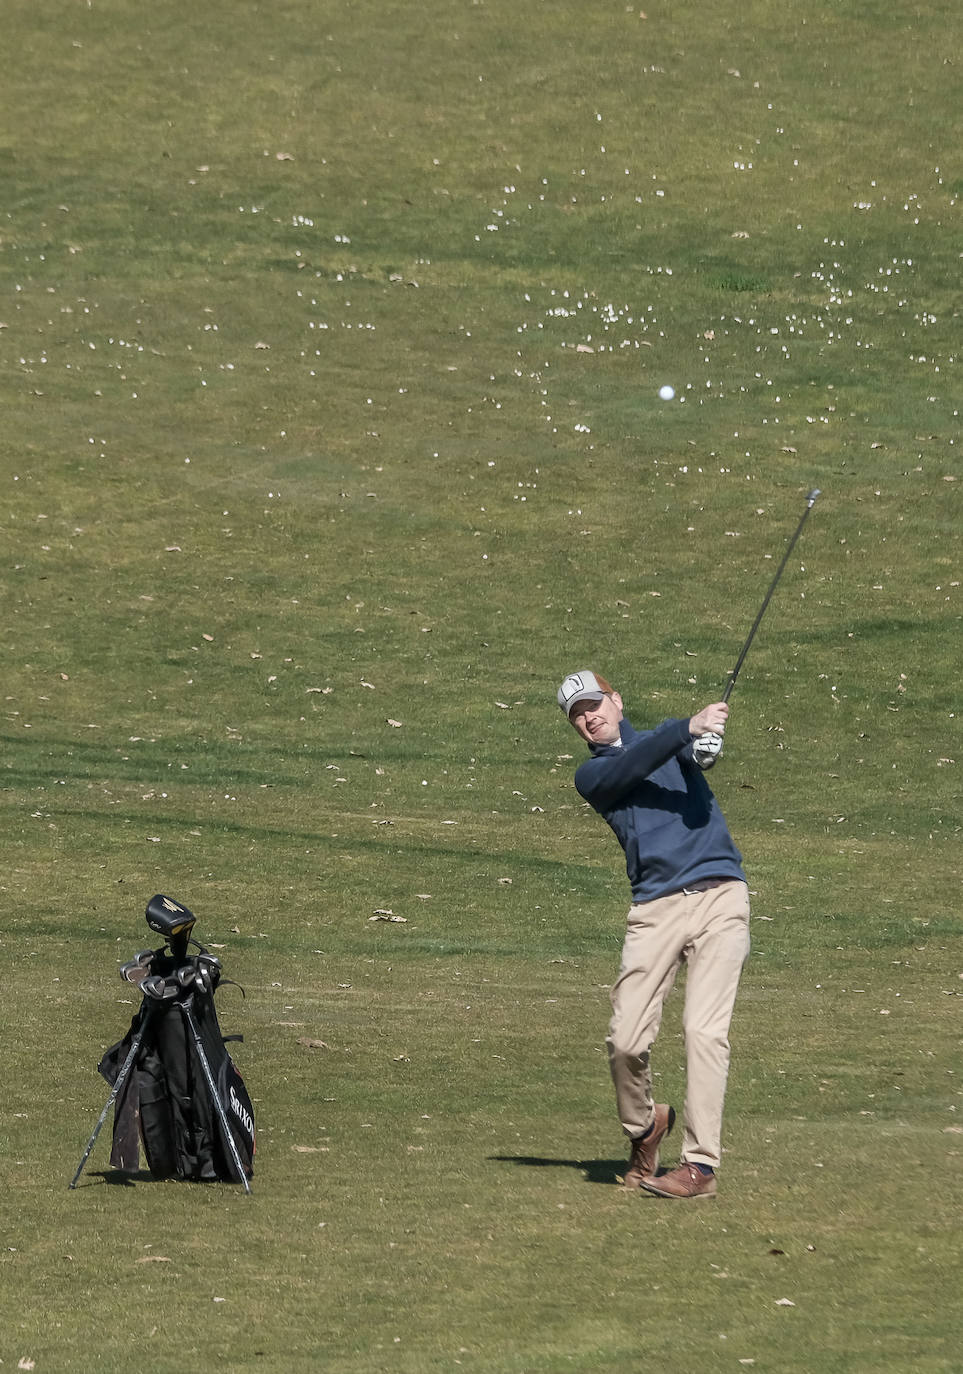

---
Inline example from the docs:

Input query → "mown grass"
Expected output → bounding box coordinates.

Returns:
[1,0,961,1369]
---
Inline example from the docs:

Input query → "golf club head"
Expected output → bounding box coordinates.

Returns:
[176,964,197,988]
[119,949,156,983]
[141,974,179,1001]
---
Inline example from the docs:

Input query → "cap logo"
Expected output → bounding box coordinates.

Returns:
[562,673,589,698]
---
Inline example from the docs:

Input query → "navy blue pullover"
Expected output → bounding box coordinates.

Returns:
[574,716,746,903]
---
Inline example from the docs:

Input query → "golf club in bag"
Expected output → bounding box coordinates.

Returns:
[70,895,255,1192]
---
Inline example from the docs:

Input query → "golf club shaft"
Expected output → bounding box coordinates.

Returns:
[181,1001,252,1193]
[722,489,820,703]
[69,1006,153,1188]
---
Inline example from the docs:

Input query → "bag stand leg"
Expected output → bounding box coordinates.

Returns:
[180,999,252,1194]
[69,1004,154,1189]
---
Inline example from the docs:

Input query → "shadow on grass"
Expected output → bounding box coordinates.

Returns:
[83,1170,237,1187]
[489,1155,626,1186]
[70,1170,157,1187]
[72,1170,253,1191]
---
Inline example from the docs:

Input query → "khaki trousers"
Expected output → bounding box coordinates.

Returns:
[606,879,750,1170]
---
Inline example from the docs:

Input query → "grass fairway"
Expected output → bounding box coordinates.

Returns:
[2,0,960,1369]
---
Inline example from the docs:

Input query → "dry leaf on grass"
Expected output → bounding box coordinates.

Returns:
[297,1037,331,1050]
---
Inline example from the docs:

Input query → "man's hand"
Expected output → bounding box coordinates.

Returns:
[688,702,729,738]
[692,731,724,770]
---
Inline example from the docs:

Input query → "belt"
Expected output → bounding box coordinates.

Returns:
[680,877,730,896]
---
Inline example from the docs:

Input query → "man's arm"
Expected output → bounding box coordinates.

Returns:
[575,717,691,809]
[576,703,731,808]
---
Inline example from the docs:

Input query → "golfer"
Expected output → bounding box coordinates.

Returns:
[557,670,750,1199]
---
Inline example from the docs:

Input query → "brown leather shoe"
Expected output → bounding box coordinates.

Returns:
[640,1162,717,1199]
[622,1104,676,1189]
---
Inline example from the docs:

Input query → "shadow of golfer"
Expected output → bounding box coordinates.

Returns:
[489,1156,627,1186]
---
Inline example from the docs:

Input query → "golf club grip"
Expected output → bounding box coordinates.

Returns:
[723,495,818,701]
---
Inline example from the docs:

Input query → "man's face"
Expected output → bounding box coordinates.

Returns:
[568,691,624,747]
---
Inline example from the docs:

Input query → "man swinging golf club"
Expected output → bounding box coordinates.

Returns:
[557,670,750,1198]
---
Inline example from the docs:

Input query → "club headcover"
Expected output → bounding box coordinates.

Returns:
[145,894,196,946]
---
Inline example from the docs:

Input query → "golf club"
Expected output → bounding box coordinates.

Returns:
[181,998,253,1193]
[119,950,155,984]
[721,488,820,702]
[69,1004,156,1189]
[141,974,179,1000]
[145,893,196,962]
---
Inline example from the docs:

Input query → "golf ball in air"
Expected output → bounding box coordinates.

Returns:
[658,385,675,401]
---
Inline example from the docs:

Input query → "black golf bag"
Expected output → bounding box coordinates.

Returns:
[72,895,254,1189]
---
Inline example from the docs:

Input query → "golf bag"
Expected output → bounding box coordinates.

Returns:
[71,895,254,1189]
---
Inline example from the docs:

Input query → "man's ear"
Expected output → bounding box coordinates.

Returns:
[612,691,624,713]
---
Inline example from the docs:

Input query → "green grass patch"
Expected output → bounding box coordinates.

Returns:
[1,0,961,1369]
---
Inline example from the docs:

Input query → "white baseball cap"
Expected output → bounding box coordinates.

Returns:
[557,669,614,718]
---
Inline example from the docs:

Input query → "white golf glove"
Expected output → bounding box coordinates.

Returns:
[692,731,724,770]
